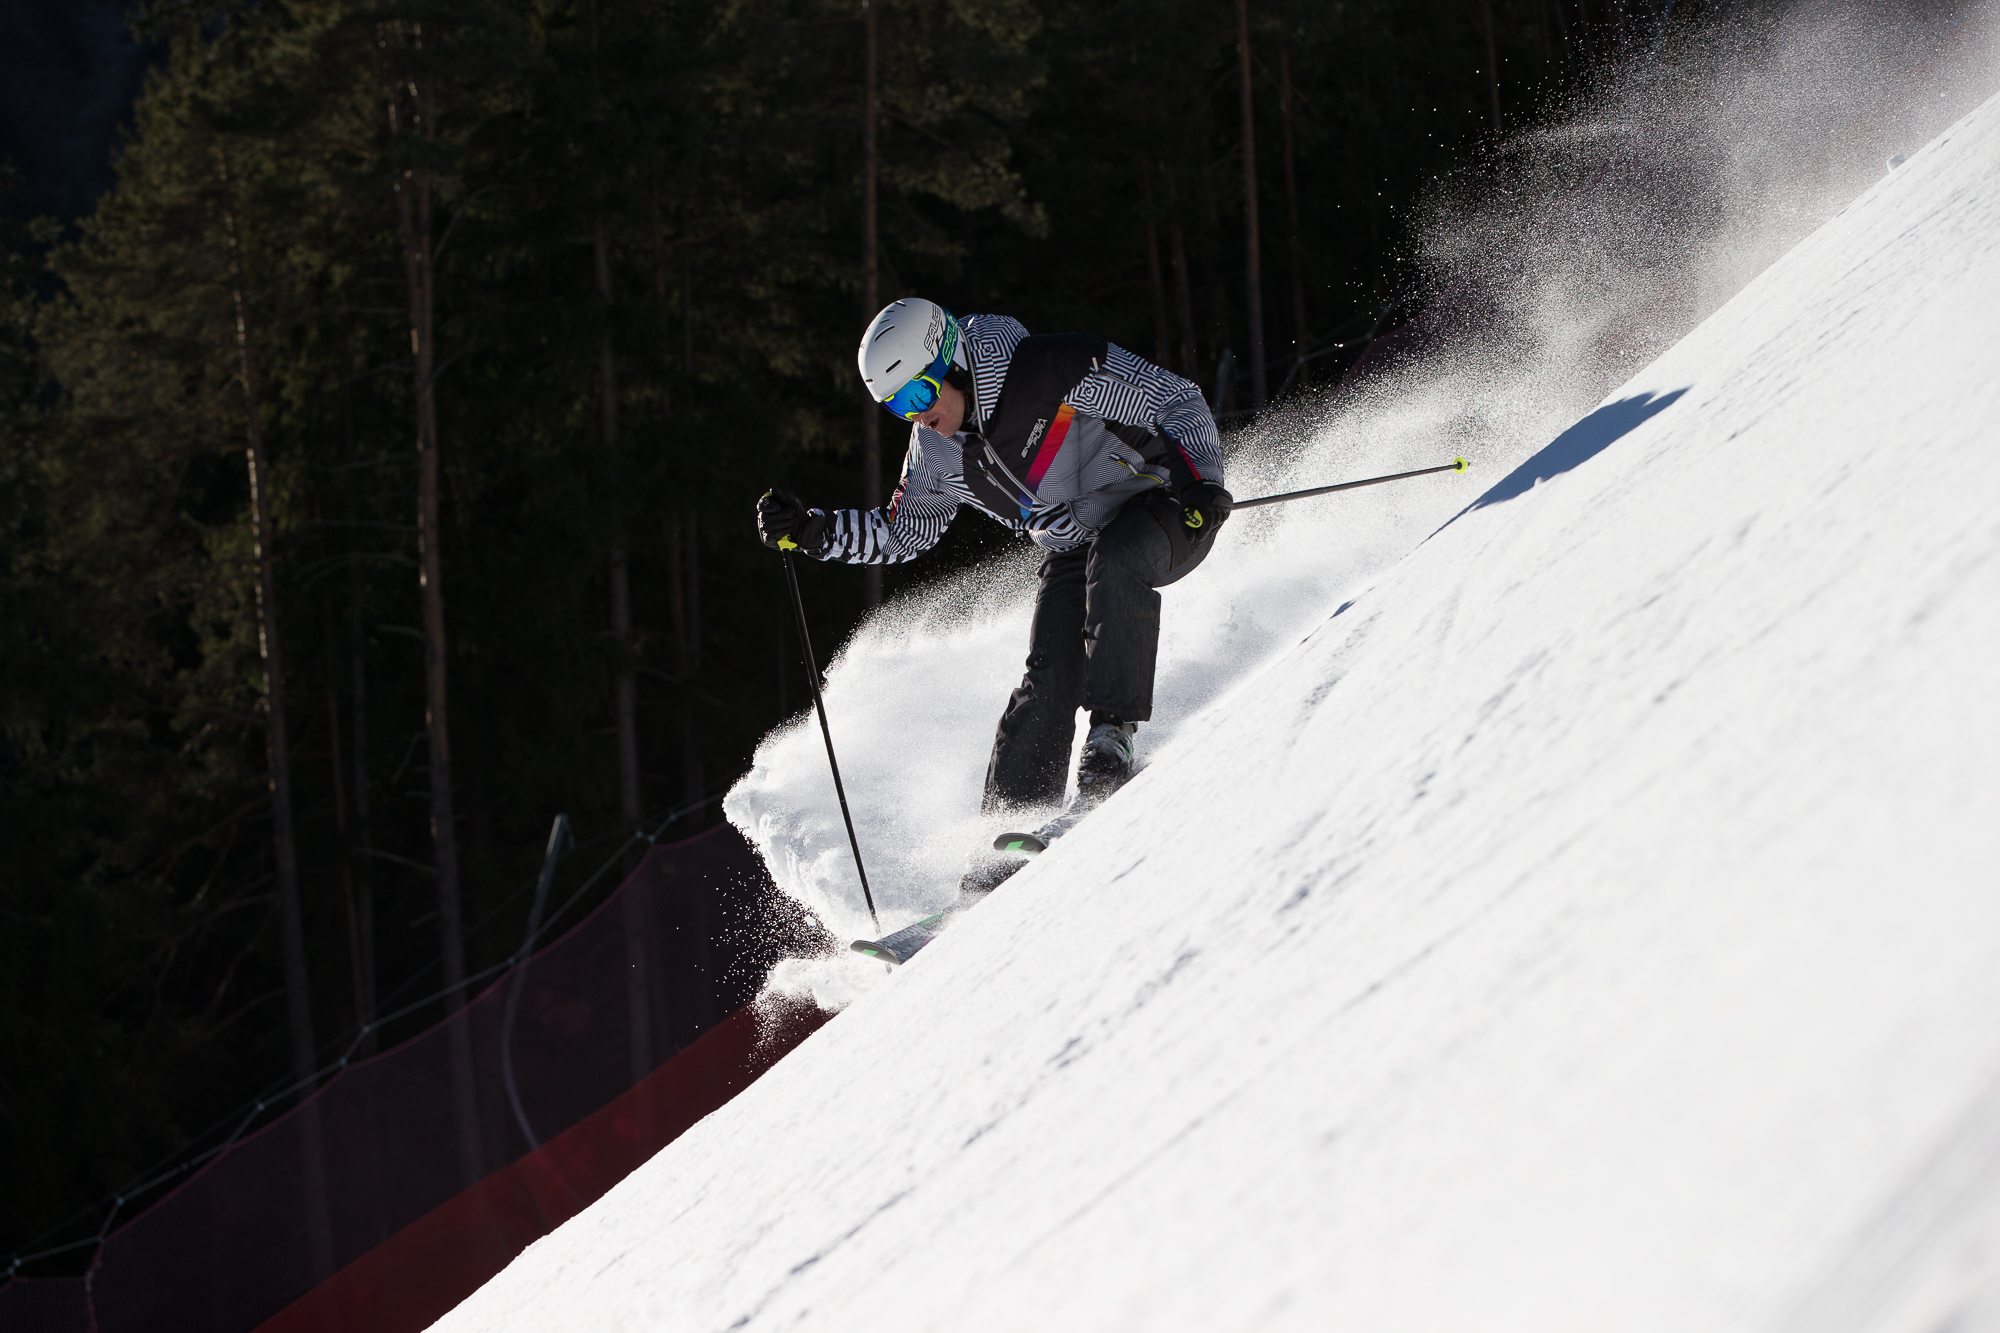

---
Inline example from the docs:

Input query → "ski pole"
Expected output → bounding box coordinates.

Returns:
[1232,456,1471,510]
[779,548,880,930]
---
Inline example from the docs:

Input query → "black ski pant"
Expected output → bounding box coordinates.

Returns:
[982,489,1219,813]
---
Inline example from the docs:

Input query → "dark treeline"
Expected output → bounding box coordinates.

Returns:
[2,0,1700,1271]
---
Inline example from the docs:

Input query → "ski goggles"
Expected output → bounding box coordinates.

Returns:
[877,319,961,421]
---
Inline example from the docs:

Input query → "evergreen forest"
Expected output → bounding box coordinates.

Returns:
[3,0,1720,1272]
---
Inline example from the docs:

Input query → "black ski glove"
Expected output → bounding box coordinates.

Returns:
[1179,480,1233,533]
[757,488,830,554]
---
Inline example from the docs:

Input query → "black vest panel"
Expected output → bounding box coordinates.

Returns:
[961,334,1107,523]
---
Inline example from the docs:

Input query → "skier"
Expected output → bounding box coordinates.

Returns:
[755,297,1231,822]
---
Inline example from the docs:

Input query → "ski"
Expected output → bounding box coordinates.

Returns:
[991,789,1101,858]
[850,908,959,965]
[992,830,1048,856]
[850,884,994,966]
[850,783,1124,966]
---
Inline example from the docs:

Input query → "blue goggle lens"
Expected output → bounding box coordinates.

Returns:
[882,367,943,420]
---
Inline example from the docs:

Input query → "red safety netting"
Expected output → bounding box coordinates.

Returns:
[0,1279,89,1333]
[0,823,828,1333]
[253,997,832,1333]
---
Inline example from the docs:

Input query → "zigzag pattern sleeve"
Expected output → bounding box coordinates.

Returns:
[1028,510,1092,553]
[1087,344,1225,486]
[811,434,963,565]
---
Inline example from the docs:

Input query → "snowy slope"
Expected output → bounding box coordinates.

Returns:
[436,87,2000,1333]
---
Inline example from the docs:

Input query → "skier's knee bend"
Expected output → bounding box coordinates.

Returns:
[1087,534,1156,592]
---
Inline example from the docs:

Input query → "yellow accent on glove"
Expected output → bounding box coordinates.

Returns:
[1184,508,1204,530]
[777,535,799,551]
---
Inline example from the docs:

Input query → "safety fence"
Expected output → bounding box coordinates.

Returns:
[0,823,831,1333]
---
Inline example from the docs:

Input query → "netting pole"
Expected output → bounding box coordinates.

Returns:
[502,813,569,1150]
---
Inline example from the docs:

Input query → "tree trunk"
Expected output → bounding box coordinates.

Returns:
[680,514,704,805]
[1141,156,1171,370]
[663,514,703,807]
[649,189,673,413]
[654,194,704,812]
[1206,261,1231,402]
[1235,0,1267,410]
[1145,221,1171,371]
[215,154,313,1114]
[345,584,377,1061]
[1279,51,1310,390]
[595,223,642,837]
[680,199,694,380]
[215,148,332,1281]
[392,161,464,1010]
[387,52,480,1186]
[1170,221,1199,380]
[655,515,705,808]
[861,0,882,608]
[339,375,377,1058]
[326,687,360,1033]
[590,3,641,840]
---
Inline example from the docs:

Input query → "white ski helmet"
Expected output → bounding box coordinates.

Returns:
[857,298,964,420]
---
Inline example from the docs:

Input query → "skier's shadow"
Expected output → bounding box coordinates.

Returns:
[1467,387,1688,513]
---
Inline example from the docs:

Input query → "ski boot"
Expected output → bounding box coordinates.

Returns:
[1074,717,1137,803]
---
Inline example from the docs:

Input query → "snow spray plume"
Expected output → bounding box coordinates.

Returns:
[730,0,1998,1013]
[1397,0,1997,417]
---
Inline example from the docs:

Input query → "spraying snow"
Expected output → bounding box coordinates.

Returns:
[728,1,2000,999]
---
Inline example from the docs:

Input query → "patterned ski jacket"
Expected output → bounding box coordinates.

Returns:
[812,314,1224,564]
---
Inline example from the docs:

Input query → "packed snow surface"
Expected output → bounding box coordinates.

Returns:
[437,88,2000,1333]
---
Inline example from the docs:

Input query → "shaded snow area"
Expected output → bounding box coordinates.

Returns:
[437,28,2000,1333]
